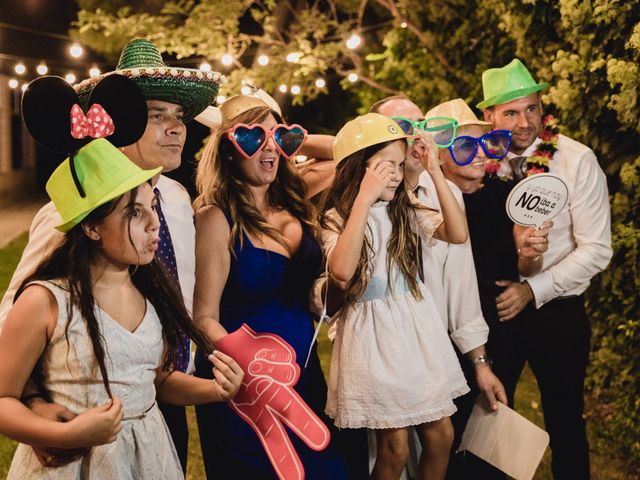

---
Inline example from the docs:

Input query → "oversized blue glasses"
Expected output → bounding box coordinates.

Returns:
[448,130,512,166]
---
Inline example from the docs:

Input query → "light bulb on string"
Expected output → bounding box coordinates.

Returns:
[199,62,211,72]
[347,73,358,83]
[400,22,408,28]
[37,63,48,75]
[65,73,76,84]
[14,63,26,75]
[89,67,101,77]
[240,85,252,96]
[69,43,84,58]
[21,83,28,92]
[346,34,362,50]
[286,52,300,63]
[216,95,226,104]
[279,84,288,93]
[8,79,18,89]
[221,54,233,66]
[290,85,301,95]
[315,78,326,88]
[257,55,269,66]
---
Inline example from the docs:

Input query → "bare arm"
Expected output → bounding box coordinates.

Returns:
[193,205,232,344]
[328,158,393,289]
[300,134,335,160]
[416,134,468,243]
[155,351,242,405]
[466,346,507,411]
[514,221,552,277]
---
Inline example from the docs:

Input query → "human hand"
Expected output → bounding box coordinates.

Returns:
[27,397,89,467]
[216,324,330,480]
[62,396,123,449]
[414,131,441,175]
[207,350,244,401]
[356,157,395,206]
[474,365,507,411]
[514,220,553,262]
[495,280,533,321]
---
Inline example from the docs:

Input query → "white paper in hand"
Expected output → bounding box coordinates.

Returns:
[458,398,549,480]
[506,173,568,228]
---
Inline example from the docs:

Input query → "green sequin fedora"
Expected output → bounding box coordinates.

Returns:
[477,59,549,110]
[75,38,223,123]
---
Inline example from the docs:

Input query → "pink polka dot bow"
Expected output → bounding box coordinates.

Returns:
[70,103,115,139]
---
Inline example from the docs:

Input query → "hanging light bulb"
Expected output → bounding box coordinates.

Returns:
[89,67,101,77]
[257,54,269,66]
[199,62,211,72]
[240,85,252,96]
[8,79,18,89]
[14,63,26,75]
[69,43,84,58]
[286,52,300,63]
[37,63,48,75]
[400,21,408,28]
[279,84,288,93]
[346,34,362,50]
[65,73,77,84]
[315,78,326,88]
[216,95,226,104]
[221,54,233,66]
[21,83,28,92]
[290,85,301,95]
[347,73,358,83]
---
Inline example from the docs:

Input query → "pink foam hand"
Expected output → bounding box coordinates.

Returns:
[216,324,331,480]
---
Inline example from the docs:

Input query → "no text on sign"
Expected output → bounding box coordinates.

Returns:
[506,173,568,228]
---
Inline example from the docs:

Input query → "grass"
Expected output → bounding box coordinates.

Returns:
[0,234,637,479]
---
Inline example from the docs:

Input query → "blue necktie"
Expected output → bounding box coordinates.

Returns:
[154,188,190,373]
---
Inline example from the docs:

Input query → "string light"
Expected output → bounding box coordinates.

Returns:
[257,54,269,66]
[348,73,359,83]
[279,84,287,93]
[346,34,362,49]
[216,95,226,104]
[8,79,18,89]
[315,78,326,88]
[199,62,211,72]
[286,52,300,63]
[69,43,83,58]
[221,54,233,66]
[14,63,26,75]
[240,85,252,95]
[65,73,76,84]
[37,63,48,75]
[400,22,408,28]
[21,83,28,92]
[89,67,101,77]
[290,85,301,95]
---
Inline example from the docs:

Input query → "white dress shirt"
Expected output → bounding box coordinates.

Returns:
[0,175,195,330]
[503,135,612,308]
[415,173,489,354]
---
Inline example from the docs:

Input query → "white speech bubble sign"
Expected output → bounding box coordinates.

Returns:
[506,173,568,228]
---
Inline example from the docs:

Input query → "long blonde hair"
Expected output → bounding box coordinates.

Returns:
[319,139,423,314]
[195,106,316,252]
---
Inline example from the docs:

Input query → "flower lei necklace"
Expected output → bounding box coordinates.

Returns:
[486,114,559,179]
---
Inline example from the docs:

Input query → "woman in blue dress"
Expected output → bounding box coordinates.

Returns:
[192,95,350,479]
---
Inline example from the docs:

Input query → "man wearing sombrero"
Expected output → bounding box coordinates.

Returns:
[479,59,612,479]
[0,38,221,472]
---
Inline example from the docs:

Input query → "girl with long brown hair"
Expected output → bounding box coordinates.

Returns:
[192,95,349,479]
[320,113,469,480]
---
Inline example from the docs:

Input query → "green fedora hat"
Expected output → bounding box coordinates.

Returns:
[47,138,162,232]
[477,59,549,109]
[75,38,223,123]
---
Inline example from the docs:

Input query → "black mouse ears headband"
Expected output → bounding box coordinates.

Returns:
[21,74,148,197]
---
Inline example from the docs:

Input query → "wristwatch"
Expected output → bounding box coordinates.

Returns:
[471,354,493,368]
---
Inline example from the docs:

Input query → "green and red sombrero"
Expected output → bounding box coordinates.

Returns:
[75,38,223,123]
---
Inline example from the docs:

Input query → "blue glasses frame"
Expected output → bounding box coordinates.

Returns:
[448,129,512,166]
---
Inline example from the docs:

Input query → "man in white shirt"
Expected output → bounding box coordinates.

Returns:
[478,59,612,479]
[0,38,221,472]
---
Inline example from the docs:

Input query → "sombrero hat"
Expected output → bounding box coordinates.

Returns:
[75,38,223,123]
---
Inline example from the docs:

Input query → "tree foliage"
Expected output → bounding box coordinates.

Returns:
[74,0,640,463]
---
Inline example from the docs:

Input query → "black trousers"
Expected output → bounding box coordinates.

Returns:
[448,295,591,480]
[158,400,189,474]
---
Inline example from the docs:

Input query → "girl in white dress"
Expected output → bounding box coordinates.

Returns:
[320,113,469,480]
[0,140,243,479]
